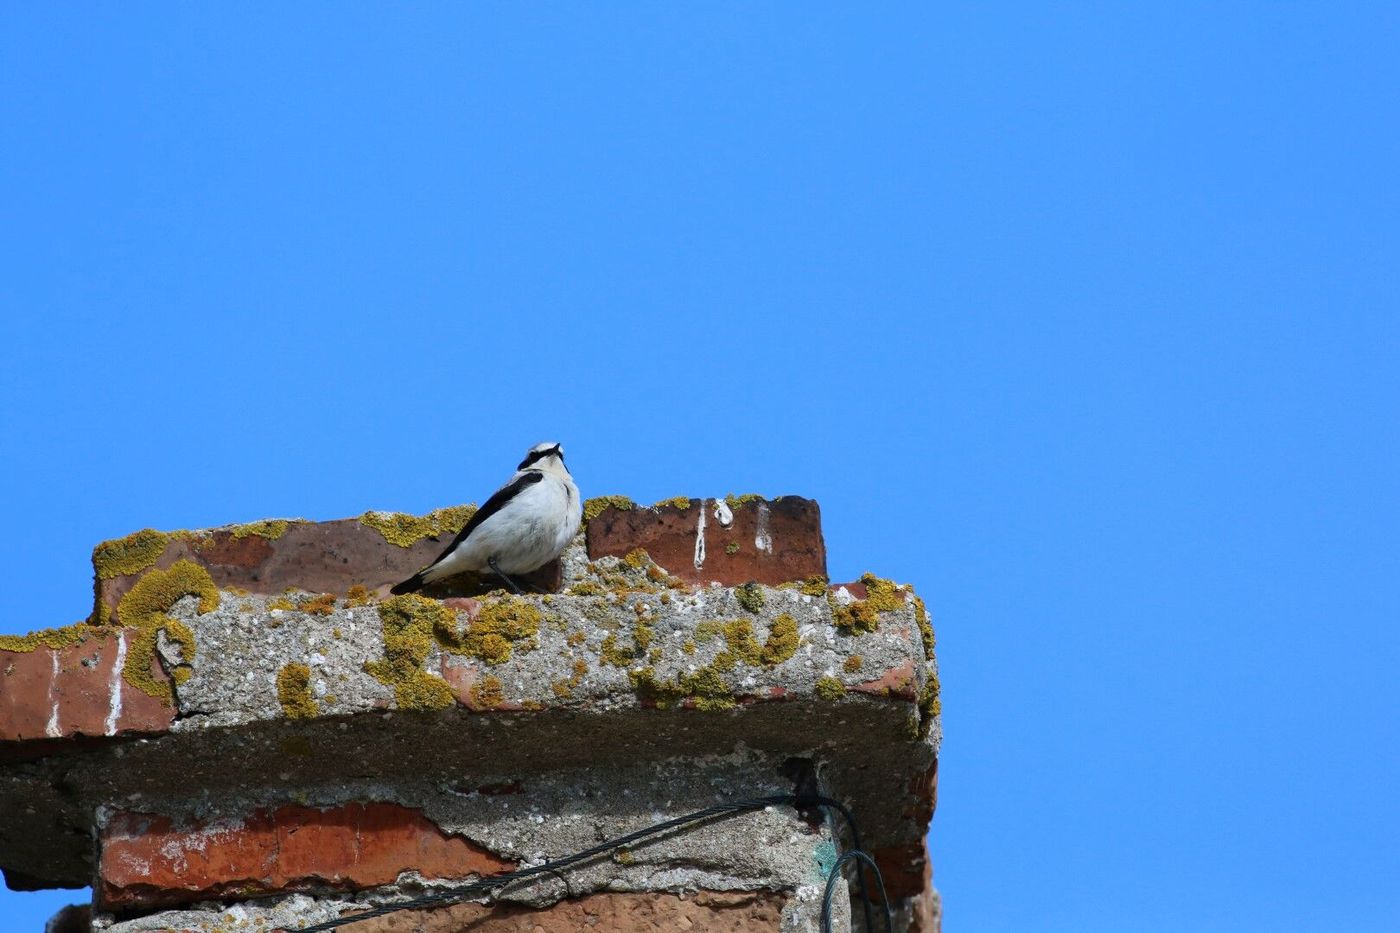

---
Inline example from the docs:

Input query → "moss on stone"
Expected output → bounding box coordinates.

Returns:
[844,655,864,674]
[276,663,318,719]
[735,583,765,614]
[359,504,477,547]
[551,679,573,698]
[815,676,847,701]
[652,496,692,510]
[0,622,94,653]
[228,519,291,541]
[470,676,504,709]
[760,613,799,667]
[582,495,635,523]
[92,528,171,581]
[113,560,217,704]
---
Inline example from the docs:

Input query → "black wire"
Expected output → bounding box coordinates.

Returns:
[290,793,888,933]
[821,850,893,933]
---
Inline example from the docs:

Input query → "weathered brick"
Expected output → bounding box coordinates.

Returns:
[0,629,172,746]
[586,496,826,586]
[98,802,514,910]
[95,518,507,623]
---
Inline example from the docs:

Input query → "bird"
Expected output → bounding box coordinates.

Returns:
[390,442,582,596]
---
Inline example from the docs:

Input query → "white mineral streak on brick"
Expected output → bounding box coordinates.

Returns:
[713,498,733,527]
[106,631,127,735]
[754,501,773,554]
[694,499,708,569]
[45,651,61,737]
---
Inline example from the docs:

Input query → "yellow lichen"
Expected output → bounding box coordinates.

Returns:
[0,622,94,653]
[735,583,765,614]
[551,679,573,698]
[682,639,697,655]
[714,619,762,670]
[114,560,217,704]
[453,597,542,664]
[301,594,337,616]
[582,495,635,523]
[470,676,505,709]
[622,548,650,570]
[723,493,763,511]
[629,664,736,711]
[566,631,586,647]
[364,594,456,710]
[344,585,373,608]
[725,542,740,555]
[227,520,291,541]
[359,504,477,548]
[92,528,171,581]
[815,676,847,700]
[599,633,633,667]
[844,655,864,674]
[912,594,935,660]
[760,613,799,667]
[860,573,903,612]
[568,580,606,597]
[918,673,941,736]
[800,575,830,597]
[652,496,692,510]
[267,596,296,612]
[276,663,318,719]
[830,573,903,635]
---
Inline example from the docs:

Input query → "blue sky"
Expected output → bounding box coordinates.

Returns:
[2,4,1397,931]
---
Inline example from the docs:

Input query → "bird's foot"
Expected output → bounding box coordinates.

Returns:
[487,558,524,596]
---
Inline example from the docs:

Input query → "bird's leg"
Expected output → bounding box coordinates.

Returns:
[487,557,523,596]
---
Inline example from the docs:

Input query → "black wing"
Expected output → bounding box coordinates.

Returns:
[429,470,544,563]
[389,471,546,595]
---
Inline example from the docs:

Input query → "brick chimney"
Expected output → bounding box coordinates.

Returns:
[1,495,940,932]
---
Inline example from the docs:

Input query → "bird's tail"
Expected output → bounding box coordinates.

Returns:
[389,571,427,596]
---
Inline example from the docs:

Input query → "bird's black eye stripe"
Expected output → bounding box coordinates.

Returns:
[517,447,560,470]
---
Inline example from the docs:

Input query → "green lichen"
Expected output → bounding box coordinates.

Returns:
[725,542,740,555]
[582,495,635,523]
[652,496,693,510]
[228,519,291,541]
[0,623,94,653]
[276,663,318,719]
[470,676,505,709]
[912,594,935,660]
[359,504,477,548]
[629,665,736,711]
[724,493,763,511]
[92,528,171,581]
[735,583,765,614]
[815,676,847,701]
[115,560,217,703]
[364,594,456,710]
[843,655,864,674]
[760,613,799,667]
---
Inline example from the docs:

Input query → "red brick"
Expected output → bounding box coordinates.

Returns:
[99,802,514,910]
[849,660,919,701]
[586,496,826,586]
[0,629,173,746]
[96,518,564,625]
